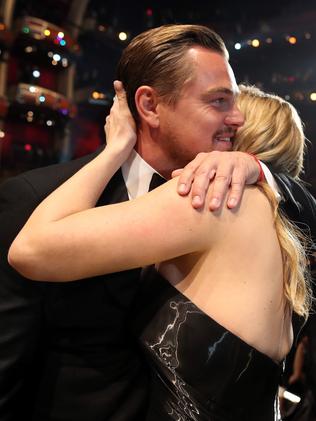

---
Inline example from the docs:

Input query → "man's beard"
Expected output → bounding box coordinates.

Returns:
[160,130,208,170]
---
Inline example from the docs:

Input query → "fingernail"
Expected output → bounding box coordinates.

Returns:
[211,198,220,208]
[228,198,237,207]
[178,184,187,194]
[192,196,201,207]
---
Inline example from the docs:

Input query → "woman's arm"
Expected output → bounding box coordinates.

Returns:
[8,177,214,282]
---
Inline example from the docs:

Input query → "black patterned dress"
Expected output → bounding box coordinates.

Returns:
[133,267,283,421]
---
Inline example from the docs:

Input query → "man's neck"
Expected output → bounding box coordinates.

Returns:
[135,139,173,180]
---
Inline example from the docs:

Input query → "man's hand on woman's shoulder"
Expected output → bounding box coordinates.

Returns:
[172,151,261,211]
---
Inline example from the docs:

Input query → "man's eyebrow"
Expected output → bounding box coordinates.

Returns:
[203,87,235,97]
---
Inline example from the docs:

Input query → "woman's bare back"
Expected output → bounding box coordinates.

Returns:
[159,186,293,363]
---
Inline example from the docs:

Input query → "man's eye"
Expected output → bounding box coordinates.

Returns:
[212,98,225,104]
[211,97,234,110]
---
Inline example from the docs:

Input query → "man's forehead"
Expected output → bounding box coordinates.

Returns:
[181,47,239,97]
[188,48,237,81]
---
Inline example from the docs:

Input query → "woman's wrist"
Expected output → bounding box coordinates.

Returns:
[102,143,133,167]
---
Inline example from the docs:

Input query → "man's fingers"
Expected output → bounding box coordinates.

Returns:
[208,174,231,211]
[176,153,207,195]
[227,182,243,208]
[226,171,246,209]
[171,169,183,178]
[190,169,216,208]
[174,151,259,211]
[177,171,194,195]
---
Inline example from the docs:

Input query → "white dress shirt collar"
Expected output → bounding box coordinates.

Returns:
[121,149,161,199]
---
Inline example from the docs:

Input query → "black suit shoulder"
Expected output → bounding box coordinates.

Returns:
[274,173,316,249]
[0,149,103,246]
[11,148,103,199]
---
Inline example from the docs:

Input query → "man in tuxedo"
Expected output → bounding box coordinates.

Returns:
[0,24,312,421]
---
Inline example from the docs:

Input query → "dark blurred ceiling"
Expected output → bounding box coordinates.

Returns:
[14,0,315,38]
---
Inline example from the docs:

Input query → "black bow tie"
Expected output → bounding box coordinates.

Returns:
[149,173,166,191]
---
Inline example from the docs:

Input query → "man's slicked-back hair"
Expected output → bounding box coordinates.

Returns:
[116,24,228,122]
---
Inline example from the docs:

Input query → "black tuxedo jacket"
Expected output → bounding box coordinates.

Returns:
[275,173,316,251]
[0,150,148,421]
[0,152,315,421]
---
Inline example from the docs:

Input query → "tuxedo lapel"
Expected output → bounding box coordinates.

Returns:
[97,169,129,206]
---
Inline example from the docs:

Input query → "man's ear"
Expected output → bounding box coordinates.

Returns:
[135,86,160,128]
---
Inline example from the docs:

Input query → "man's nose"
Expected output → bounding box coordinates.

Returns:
[224,104,244,128]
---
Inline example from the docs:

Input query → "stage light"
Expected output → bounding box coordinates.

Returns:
[44,29,50,36]
[57,32,64,39]
[33,70,40,78]
[60,39,66,46]
[234,43,241,50]
[251,39,260,47]
[118,32,127,41]
[266,37,272,44]
[25,46,33,53]
[288,36,297,44]
[53,53,61,61]
[92,91,100,99]
[0,130,5,138]
[24,144,32,151]
[310,93,316,101]
[46,120,53,126]
[22,27,30,34]
[39,95,46,103]
[29,86,37,93]
[48,51,53,57]
[52,60,58,66]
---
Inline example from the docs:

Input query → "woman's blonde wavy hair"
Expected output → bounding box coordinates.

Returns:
[234,85,305,179]
[234,85,311,318]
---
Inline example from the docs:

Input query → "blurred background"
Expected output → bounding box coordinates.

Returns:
[0,2,315,419]
[0,0,315,197]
